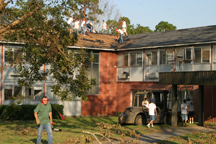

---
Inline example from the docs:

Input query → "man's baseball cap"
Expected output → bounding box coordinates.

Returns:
[151,99,154,102]
[186,97,190,100]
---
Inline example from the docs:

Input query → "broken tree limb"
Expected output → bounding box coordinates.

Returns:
[0,0,43,35]
[83,131,113,144]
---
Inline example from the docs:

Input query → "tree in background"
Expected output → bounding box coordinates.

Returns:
[68,0,102,23]
[1,0,96,101]
[155,21,177,32]
[93,0,120,33]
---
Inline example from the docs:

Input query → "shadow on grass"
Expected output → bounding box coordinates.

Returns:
[158,140,178,144]
[30,138,48,144]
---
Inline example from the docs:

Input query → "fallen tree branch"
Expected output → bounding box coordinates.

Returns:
[83,131,113,144]
[0,0,43,35]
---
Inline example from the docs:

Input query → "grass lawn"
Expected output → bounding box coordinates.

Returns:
[158,131,216,144]
[0,116,171,144]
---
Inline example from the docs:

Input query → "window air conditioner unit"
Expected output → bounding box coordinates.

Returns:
[118,72,129,79]
[146,72,158,79]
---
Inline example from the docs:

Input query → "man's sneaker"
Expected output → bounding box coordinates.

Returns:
[190,121,191,124]
[151,125,154,128]
[147,124,150,128]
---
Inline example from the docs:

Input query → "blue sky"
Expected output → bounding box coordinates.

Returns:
[113,0,216,30]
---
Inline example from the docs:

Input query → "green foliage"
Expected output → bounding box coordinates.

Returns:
[155,21,177,32]
[1,0,96,101]
[0,104,64,120]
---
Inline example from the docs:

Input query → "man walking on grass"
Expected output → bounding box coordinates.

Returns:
[187,98,194,124]
[34,96,53,144]
[147,99,157,128]
[181,99,189,126]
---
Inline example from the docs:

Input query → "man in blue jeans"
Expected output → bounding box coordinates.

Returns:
[34,96,53,144]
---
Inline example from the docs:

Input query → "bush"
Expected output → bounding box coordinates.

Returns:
[0,104,64,120]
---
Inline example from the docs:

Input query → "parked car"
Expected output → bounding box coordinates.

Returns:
[118,90,172,125]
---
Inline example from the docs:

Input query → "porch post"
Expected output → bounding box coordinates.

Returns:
[171,84,178,127]
[198,85,204,126]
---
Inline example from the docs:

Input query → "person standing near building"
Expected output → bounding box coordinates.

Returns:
[121,19,128,36]
[81,18,86,36]
[67,17,74,34]
[142,98,149,108]
[187,98,194,124]
[101,20,107,34]
[147,99,157,128]
[73,18,80,36]
[181,99,189,126]
[115,28,124,44]
[34,96,53,144]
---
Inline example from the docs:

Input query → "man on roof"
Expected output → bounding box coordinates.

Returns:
[116,28,124,44]
[73,18,80,36]
[86,22,93,33]
[101,20,107,34]
[121,19,128,36]
[81,18,86,36]
[67,17,74,34]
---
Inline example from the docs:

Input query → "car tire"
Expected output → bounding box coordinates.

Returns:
[164,114,171,125]
[135,114,146,126]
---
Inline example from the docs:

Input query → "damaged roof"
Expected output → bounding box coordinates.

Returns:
[73,25,216,51]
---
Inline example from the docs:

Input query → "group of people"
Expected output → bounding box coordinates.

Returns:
[181,97,194,126]
[142,97,194,128]
[116,19,128,44]
[67,17,93,36]
[67,17,109,36]
[142,98,157,128]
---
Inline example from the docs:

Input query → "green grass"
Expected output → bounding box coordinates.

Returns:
[0,116,174,144]
[158,131,216,144]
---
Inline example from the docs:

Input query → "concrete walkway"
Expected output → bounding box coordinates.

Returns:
[103,126,216,144]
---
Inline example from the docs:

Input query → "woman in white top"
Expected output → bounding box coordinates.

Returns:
[67,17,74,34]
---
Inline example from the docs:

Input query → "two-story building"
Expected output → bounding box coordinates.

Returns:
[1,25,216,124]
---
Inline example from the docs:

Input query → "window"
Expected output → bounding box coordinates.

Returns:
[167,50,174,64]
[4,46,22,63]
[130,52,142,66]
[194,48,201,63]
[117,53,128,66]
[145,51,157,65]
[86,52,100,95]
[25,87,43,100]
[160,51,166,65]
[194,48,210,63]
[185,48,192,64]
[46,86,60,100]
[213,47,216,63]
[176,49,184,61]
[202,48,210,63]
[4,86,22,100]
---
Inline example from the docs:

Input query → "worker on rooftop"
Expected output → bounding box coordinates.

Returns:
[81,18,86,36]
[101,20,107,34]
[67,17,74,34]
[86,22,93,33]
[116,28,124,44]
[73,18,80,36]
[121,19,128,36]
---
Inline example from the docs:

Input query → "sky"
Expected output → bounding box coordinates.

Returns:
[113,0,216,30]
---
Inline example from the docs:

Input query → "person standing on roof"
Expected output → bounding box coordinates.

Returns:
[115,28,124,44]
[121,19,128,36]
[187,98,194,124]
[73,18,80,36]
[147,99,157,128]
[181,99,189,126]
[67,17,74,34]
[101,20,107,34]
[81,18,86,36]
